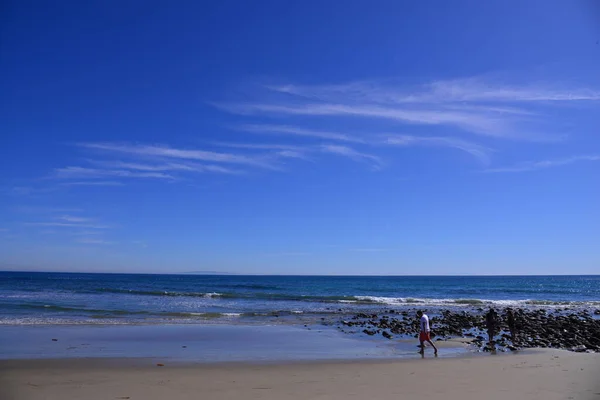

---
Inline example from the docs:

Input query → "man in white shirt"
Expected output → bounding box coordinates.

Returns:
[417,310,438,355]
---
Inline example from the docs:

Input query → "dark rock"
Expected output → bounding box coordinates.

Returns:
[340,307,600,353]
[363,329,376,336]
[382,331,392,339]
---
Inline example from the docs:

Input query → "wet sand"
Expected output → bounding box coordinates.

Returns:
[0,324,472,362]
[1,349,598,400]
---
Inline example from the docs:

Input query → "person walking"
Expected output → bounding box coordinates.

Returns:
[485,308,498,349]
[506,308,517,344]
[417,310,438,355]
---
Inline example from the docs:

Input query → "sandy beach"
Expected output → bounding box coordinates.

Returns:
[2,349,598,400]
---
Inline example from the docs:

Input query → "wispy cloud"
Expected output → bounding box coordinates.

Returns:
[484,155,600,173]
[275,150,313,162]
[79,143,272,168]
[51,142,281,185]
[221,103,516,139]
[33,76,599,189]
[57,215,93,223]
[25,222,109,229]
[264,252,310,257]
[319,144,382,169]
[76,238,114,245]
[88,160,201,172]
[218,126,491,165]
[424,79,600,103]
[238,124,365,143]
[48,142,299,188]
[268,78,600,104]
[384,135,493,165]
[60,181,125,187]
[349,248,389,252]
[88,160,243,175]
[6,186,56,196]
[212,142,304,151]
[72,230,103,236]
[14,206,84,214]
[217,77,599,142]
[54,166,176,180]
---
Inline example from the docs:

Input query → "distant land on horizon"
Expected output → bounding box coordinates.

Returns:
[0,269,597,277]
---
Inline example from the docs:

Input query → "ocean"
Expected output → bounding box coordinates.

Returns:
[2,272,599,326]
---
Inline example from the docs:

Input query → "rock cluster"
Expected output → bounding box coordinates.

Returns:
[340,308,600,353]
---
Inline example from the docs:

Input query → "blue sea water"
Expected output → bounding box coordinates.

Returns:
[1,272,599,326]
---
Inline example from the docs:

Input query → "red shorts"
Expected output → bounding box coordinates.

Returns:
[419,331,431,342]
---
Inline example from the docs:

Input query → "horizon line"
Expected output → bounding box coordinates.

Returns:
[0,270,598,277]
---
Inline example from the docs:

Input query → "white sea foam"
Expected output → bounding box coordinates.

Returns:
[203,292,223,298]
[350,296,599,307]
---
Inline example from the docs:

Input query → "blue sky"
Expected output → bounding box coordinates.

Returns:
[1,1,599,274]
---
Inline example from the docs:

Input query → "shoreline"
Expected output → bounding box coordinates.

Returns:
[0,323,473,362]
[2,305,599,364]
[2,349,598,400]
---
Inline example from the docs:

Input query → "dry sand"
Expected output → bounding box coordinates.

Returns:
[1,349,599,400]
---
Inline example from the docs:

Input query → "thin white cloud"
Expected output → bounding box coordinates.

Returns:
[220,126,492,165]
[219,77,599,142]
[76,238,113,245]
[349,248,389,252]
[218,102,519,139]
[320,144,383,169]
[54,166,176,180]
[6,186,56,196]
[87,160,242,175]
[275,150,312,161]
[264,252,310,257]
[60,181,125,186]
[384,135,492,165]
[25,222,109,229]
[88,160,198,172]
[14,206,84,214]
[57,215,93,223]
[79,143,273,168]
[212,142,313,163]
[72,230,103,236]
[484,155,600,173]
[425,79,600,103]
[212,142,304,151]
[268,78,600,104]
[37,77,596,185]
[202,165,245,174]
[238,124,365,143]
[45,144,256,187]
